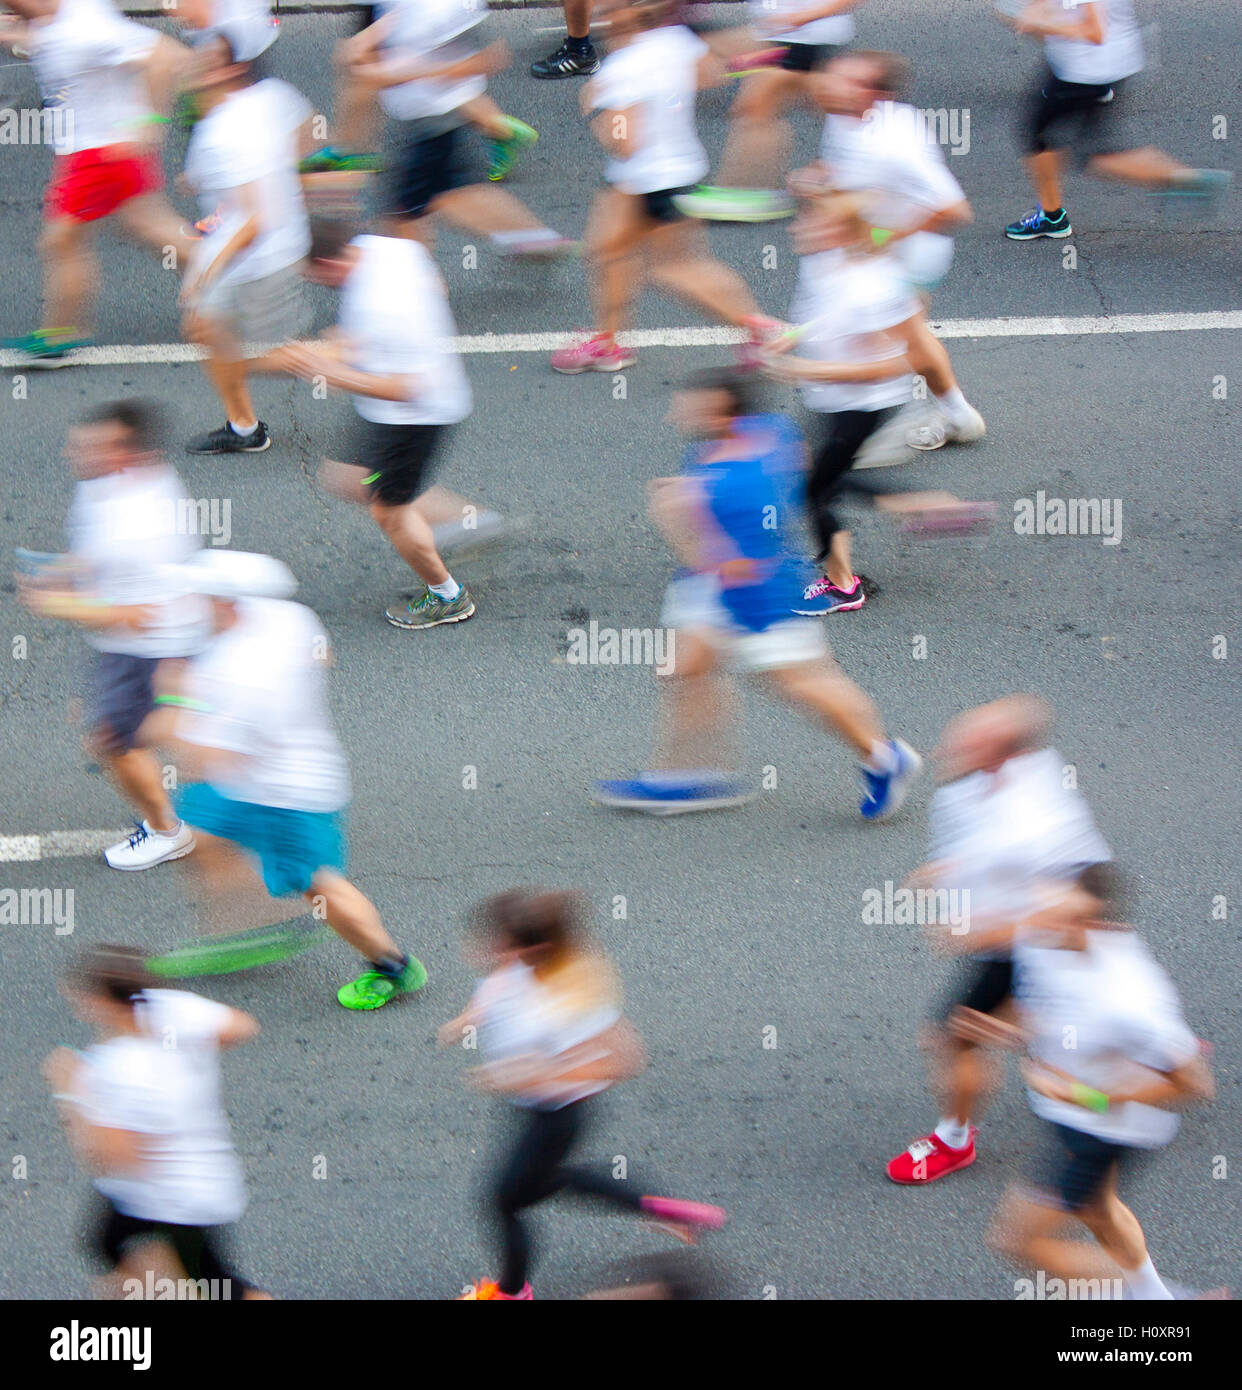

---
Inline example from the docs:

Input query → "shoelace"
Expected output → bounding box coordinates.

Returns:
[125,824,150,850]
[1019,208,1046,230]
[907,1138,938,1161]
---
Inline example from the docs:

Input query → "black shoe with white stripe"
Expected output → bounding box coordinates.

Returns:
[186,420,272,455]
[531,39,600,79]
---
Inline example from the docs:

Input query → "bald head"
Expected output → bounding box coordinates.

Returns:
[936,695,1054,780]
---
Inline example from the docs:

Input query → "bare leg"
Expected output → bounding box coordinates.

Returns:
[1088,146,1195,187]
[1026,148,1065,210]
[177,828,305,935]
[40,217,98,331]
[187,316,258,427]
[645,220,761,326]
[824,531,855,591]
[95,745,178,833]
[564,0,592,40]
[905,314,960,397]
[461,93,513,141]
[433,183,550,236]
[715,69,802,189]
[651,630,740,771]
[114,191,196,270]
[758,659,885,760]
[308,868,403,961]
[369,498,452,586]
[584,189,647,336]
[143,34,193,121]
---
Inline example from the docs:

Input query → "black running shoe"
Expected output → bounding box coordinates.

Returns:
[531,39,600,79]
[186,420,272,455]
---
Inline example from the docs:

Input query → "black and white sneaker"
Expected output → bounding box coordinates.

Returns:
[531,39,600,79]
[186,420,272,455]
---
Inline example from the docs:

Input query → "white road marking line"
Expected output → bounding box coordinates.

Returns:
[0,830,127,863]
[2,311,1239,370]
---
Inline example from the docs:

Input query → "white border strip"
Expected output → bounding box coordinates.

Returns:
[0,830,127,863]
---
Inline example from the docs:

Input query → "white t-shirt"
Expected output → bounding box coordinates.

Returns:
[748,0,855,47]
[82,989,247,1226]
[927,747,1112,942]
[378,0,487,121]
[1046,0,1144,86]
[66,465,210,658]
[1015,929,1199,1148]
[337,235,472,426]
[29,0,160,156]
[792,249,917,413]
[184,78,311,287]
[471,960,622,1110]
[179,597,350,812]
[591,25,710,195]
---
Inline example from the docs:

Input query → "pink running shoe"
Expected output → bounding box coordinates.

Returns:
[899,501,997,539]
[640,1195,727,1229]
[551,332,637,374]
[794,574,866,614]
[726,46,789,76]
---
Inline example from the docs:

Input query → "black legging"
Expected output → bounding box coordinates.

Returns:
[807,408,907,564]
[495,1100,645,1295]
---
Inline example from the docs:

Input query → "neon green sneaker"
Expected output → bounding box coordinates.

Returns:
[486,117,539,181]
[147,924,332,978]
[336,956,428,1011]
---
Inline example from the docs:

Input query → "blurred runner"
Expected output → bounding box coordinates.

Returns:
[988,868,1220,1300]
[552,0,782,375]
[152,548,429,1011]
[886,695,1111,1185]
[252,217,487,630]
[18,400,205,871]
[2,0,193,367]
[592,367,923,819]
[999,0,1231,241]
[45,945,270,1298]
[443,889,726,1300]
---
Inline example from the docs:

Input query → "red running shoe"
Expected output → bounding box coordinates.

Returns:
[886,1128,978,1185]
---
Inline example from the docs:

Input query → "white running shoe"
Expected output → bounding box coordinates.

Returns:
[104,821,195,871]
[906,406,986,452]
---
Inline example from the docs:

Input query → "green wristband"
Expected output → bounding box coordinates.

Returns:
[154,695,210,711]
[870,227,893,247]
[1070,1082,1109,1114]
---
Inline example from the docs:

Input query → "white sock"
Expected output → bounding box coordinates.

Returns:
[864,739,898,774]
[147,819,182,839]
[229,419,258,437]
[429,578,461,601]
[1123,1257,1174,1301]
[933,388,974,429]
[934,1117,971,1149]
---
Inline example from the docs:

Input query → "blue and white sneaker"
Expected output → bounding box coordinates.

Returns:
[858,740,923,821]
[591,772,754,816]
[1005,206,1072,240]
[1157,168,1232,199]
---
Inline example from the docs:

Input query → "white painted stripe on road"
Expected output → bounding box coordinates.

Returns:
[0,830,126,863]
[2,311,1239,371]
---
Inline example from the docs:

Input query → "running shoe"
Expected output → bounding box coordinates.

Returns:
[859,739,923,821]
[1158,168,1233,199]
[886,1128,978,1184]
[181,210,223,240]
[491,230,578,258]
[147,923,332,978]
[336,955,428,1011]
[726,46,789,76]
[674,186,795,223]
[459,1279,533,1300]
[3,328,92,369]
[899,501,998,539]
[486,116,539,181]
[905,405,986,451]
[794,574,865,615]
[103,821,195,871]
[591,773,754,815]
[551,332,637,373]
[639,1196,727,1230]
[1004,206,1072,240]
[186,420,271,455]
[531,39,599,79]
[298,146,382,175]
[385,586,476,629]
[431,510,513,560]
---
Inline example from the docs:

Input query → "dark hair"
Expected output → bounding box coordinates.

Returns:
[309,217,359,265]
[1077,862,1123,917]
[474,889,585,962]
[65,944,155,1008]
[842,49,912,100]
[680,367,760,420]
[80,399,164,454]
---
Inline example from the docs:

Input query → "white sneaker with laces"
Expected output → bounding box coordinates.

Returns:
[906,406,986,451]
[104,821,195,871]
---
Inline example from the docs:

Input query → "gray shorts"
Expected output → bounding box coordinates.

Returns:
[197,263,310,345]
[86,651,160,752]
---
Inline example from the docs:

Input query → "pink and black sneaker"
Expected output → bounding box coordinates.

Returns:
[794,574,866,615]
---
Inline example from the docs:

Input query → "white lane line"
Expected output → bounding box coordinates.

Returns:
[2,311,1239,370]
[0,830,126,863]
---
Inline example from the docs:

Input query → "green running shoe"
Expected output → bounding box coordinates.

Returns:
[337,956,428,1011]
[147,923,332,978]
[3,328,92,369]
[672,186,795,223]
[298,146,383,175]
[385,585,476,630]
[486,117,539,181]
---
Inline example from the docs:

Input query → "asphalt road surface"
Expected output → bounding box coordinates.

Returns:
[1,2,1239,1300]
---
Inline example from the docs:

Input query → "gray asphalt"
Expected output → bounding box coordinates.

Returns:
[1,2,1239,1300]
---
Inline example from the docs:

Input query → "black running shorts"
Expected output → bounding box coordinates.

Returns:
[1025,69,1131,159]
[935,955,1014,1023]
[388,118,483,220]
[91,1196,252,1294]
[356,419,450,507]
[1028,1122,1146,1213]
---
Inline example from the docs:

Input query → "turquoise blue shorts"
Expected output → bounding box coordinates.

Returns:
[177,784,348,898]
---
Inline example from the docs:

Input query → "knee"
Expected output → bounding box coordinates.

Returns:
[368,500,401,532]
[40,219,78,260]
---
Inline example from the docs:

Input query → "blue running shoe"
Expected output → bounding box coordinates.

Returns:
[592,773,754,816]
[859,740,923,821]
[1004,206,1072,240]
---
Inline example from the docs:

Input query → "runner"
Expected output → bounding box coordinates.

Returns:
[17,400,205,871]
[800,49,986,453]
[151,547,429,1010]
[999,0,1231,241]
[677,0,866,223]
[45,944,270,1298]
[2,0,194,368]
[551,0,783,375]
[179,25,314,454]
[988,868,1220,1301]
[250,216,484,630]
[885,695,1111,1185]
[531,0,599,79]
[592,367,923,818]
[443,889,726,1300]
[761,191,995,615]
